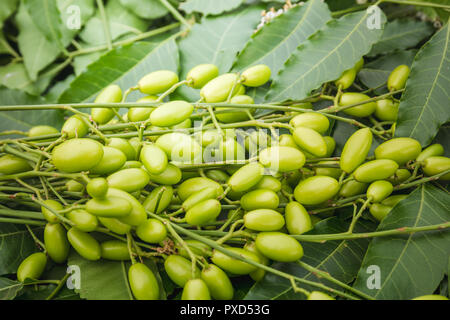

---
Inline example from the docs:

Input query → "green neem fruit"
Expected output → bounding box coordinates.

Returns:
[182,279,211,300]
[374,99,398,121]
[91,84,122,124]
[150,101,194,127]
[294,176,339,205]
[422,156,450,181]
[107,187,146,226]
[375,137,422,165]
[201,264,234,300]
[121,160,143,169]
[255,232,303,262]
[171,118,192,129]
[52,138,103,173]
[340,128,373,173]
[335,68,356,89]
[90,146,127,175]
[17,252,47,282]
[324,136,336,157]
[290,112,330,134]
[156,132,202,164]
[41,199,64,224]
[147,164,182,185]
[143,186,173,214]
[44,223,70,263]
[107,138,136,161]
[136,219,167,244]
[98,217,131,235]
[369,203,392,222]
[252,175,281,192]
[381,194,408,207]
[65,179,85,192]
[127,96,158,122]
[177,177,224,201]
[67,228,101,261]
[339,179,368,198]
[200,73,243,103]
[164,255,200,287]
[307,291,335,300]
[186,199,221,226]
[140,144,168,175]
[215,95,255,123]
[243,242,268,282]
[241,189,279,211]
[293,127,327,157]
[354,57,364,73]
[197,130,221,147]
[244,209,285,231]
[279,134,299,149]
[259,146,305,173]
[416,144,444,162]
[367,180,393,203]
[138,70,178,95]
[206,169,230,183]
[228,162,265,192]
[87,178,108,199]
[186,64,219,89]
[86,196,132,218]
[214,138,246,162]
[177,240,212,259]
[128,263,159,300]
[61,115,89,139]
[211,247,260,275]
[241,64,271,87]
[314,161,342,179]
[28,125,59,139]
[412,295,449,300]
[66,209,98,232]
[100,240,130,260]
[387,168,412,185]
[387,65,410,91]
[107,168,150,193]
[285,202,312,235]
[339,92,376,117]
[354,159,399,183]
[182,187,218,211]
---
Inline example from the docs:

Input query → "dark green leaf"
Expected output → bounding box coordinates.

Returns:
[0,0,19,28]
[0,277,23,300]
[395,22,450,146]
[266,10,386,102]
[353,184,450,299]
[233,0,331,75]
[0,63,38,95]
[180,0,244,16]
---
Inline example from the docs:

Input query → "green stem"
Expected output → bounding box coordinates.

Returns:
[45,273,70,300]
[158,0,191,28]
[381,0,450,9]
[96,0,112,50]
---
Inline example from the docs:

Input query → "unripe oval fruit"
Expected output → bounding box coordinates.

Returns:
[67,209,98,232]
[186,199,221,226]
[181,279,211,300]
[127,95,157,122]
[98,217,131,235]
[200,73,242,103]
[369,203,392,222]
[294,176,339,205]
[91,84,122,124]
[216,95,255,123]
[143,186,173,214]
[339,179,368,198]
[206,169,230,184]
[314,161,342,179]
[61,115,89,139]
[67,228,101,261]
[28,125,59,138]
[128,263,159,300]
[354,57,364,73]
[285,202,312,235]
[90,146,127,175]
[353,159,399,183]
[150,101,194,127]
[100,240,130,260]
[177,240,212,259]
[107,138,136,161]
[339,92,376,117]
[44,223,70,263]
[156,132,202,164]
[375,99,398,121]
[138,70,178,95]
[186,64,219,89]
[259,146,305,173]
[201,264,234,300]
[41,199,63,223]
[416,144,444,162]
[279,134,299,149]
[290,112,330,134]
[241,64,271,87]
[324,136,336,157]
[140,144,168,175]
[164,255,200,287]
[412,295,449,300]
[255,232,303,262]
[136,219,167,244]
[17,252,47,282]
[367,180,393,203]
[0,154,31,175]
[241,189,279,211]
[228,162,265,192]
[87,178,108,199]
[387,168,412,185]
[335,68,356,89]
[375,137,422,165]
[308,291,335,300]
[177,177,224,201]
[422,156,450,181]
[52,138,103,173]
[107,187,146,226]
[107,168,150,193]
[86,196,132,218]
[182,187,217,212]
[211,247,260,275]
[252,175,282,192]
[244,209,285,231]
[147,164,182,185]
[292,127,327,157]
[387,65,410,91]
